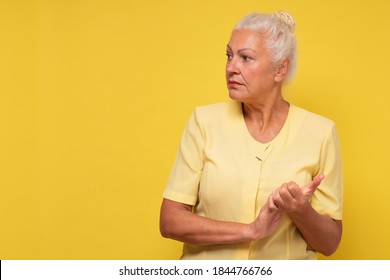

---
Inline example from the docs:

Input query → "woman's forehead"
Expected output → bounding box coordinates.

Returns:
[227,29,267,50]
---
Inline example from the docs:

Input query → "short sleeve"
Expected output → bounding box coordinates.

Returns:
[310,123,343,220]
[163,110,205,205]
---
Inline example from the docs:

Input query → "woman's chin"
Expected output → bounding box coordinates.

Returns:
[228,90,244,102]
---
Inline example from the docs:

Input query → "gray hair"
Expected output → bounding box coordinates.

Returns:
[234,11,297,81]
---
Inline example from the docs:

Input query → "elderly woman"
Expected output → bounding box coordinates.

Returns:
[160,11,343,260]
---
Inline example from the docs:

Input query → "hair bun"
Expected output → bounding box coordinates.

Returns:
[274,11,295,33]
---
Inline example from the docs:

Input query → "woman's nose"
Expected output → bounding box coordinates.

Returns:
[226,59,239,75]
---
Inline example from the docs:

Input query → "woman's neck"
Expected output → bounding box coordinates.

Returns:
[242,97,290,143]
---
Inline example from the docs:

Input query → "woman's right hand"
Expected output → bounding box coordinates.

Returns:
[248,194,283,240]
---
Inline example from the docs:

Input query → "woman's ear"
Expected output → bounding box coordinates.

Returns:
[274,59,289,82]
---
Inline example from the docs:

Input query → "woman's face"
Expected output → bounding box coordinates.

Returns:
[226,29,278,103]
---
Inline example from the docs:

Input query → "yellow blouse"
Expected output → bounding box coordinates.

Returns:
[163,100,343,259]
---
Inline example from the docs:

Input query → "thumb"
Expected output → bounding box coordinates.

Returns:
[302,174,325,198]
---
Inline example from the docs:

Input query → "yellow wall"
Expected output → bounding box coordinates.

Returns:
[1,0,389,260]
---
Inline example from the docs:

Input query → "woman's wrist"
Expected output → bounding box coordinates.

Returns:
[244,222,259,242]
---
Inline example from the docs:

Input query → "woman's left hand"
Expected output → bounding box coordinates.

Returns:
[271,174,325,214]
[270,174,342,256]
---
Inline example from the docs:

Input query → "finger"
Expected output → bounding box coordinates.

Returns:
[267,193,279,212]
[286,183,302,198]
[271,188,285,209]
[302,174,325,197]
[280,182,300,200]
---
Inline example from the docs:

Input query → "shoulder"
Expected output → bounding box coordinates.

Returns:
[292,105,335,126]
[290,105,337,139]
[192,100,240,124]
[194,101,231,116]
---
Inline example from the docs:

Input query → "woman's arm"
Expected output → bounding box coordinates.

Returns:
[159,196,282,245]
[288,205,342,256]
[272,174,342,256]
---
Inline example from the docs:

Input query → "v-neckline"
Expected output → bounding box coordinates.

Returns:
[234,100,294,161]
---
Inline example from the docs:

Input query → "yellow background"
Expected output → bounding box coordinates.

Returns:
[1,0,389,260]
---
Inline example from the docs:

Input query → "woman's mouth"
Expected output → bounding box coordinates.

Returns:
[228,80,243,88]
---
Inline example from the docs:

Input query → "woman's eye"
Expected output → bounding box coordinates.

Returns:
[226,53,233,60]
[242,55,252,61]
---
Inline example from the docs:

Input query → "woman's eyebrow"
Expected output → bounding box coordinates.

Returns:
[226,45,256,53]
